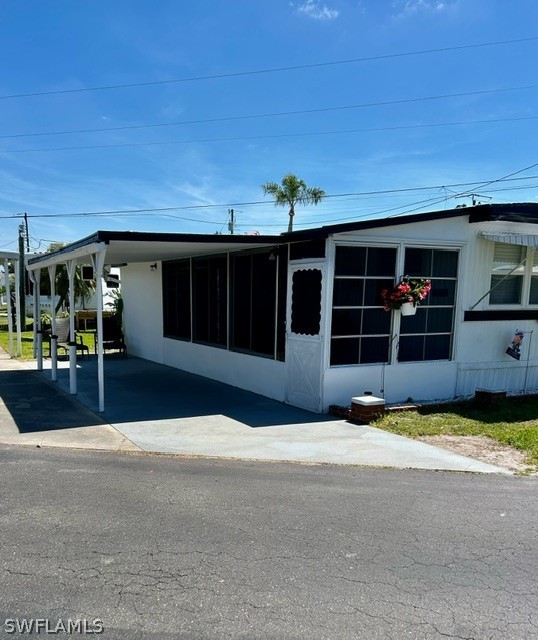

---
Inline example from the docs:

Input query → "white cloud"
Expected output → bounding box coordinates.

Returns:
[296,1,340,21]
[392,0,458,16]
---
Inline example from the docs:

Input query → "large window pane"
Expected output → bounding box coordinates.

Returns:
[400,308,427,334]
[426,308,454,334]
[335,246,366,276]
[362,309,391,335]
[231,255,252,351]
[251,253,277,356]
[398,336,424,362]
[425,335,451,360]
[332,309,361,336]
[330,338,360,365]
[360,337,390,364]
[364,278,393,306]
[231,250,281,358]
[427,279,455,306]
[366,247,397,276]
[333,279,363,306]
[162,259,191,341]
[432,251,458,277]
[489,275,522,305]
[405,248,432,277]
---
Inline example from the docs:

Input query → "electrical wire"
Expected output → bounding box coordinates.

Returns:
[1,173,536,225]
[2,87,538,153]
[1,36,536,101]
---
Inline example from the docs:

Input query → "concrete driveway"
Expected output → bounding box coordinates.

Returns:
[0,352,508,473]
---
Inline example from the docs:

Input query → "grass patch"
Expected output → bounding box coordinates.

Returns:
[374,397,538,467]
[0,322,95,360]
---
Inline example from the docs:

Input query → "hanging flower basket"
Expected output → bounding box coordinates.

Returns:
[381,276,432,312]
[400,301,417,316]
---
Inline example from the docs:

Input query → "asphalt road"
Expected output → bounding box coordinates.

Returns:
[0,446,536,640]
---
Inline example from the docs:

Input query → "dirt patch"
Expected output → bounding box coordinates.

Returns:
[417,435,535,474]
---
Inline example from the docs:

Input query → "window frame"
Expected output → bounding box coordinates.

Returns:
[487,242,538,308]
[328,240,461,368]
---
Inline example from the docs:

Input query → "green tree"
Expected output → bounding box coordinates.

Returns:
[262,173,325,233]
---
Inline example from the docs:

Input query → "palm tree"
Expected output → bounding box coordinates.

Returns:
[262,173,325,233]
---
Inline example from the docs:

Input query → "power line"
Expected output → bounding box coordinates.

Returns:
[1,173,536,221]
[2,86,537,146]
[4,101,538,155]
[3,110,538,144]
[1,36,536,101]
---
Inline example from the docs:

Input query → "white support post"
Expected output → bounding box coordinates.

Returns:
[29,270,43,371]
[4,259,13,357]
[66,260,77,395]
[14,259,22,357]
[91,250,107,412]
[48,264,58,381]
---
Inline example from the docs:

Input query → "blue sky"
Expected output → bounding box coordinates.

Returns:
[0,0,537,252]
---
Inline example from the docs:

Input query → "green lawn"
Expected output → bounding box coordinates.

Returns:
[0,322,95,360]
[374,397,538,469]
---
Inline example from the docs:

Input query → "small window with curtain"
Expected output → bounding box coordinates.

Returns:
[489,242,525,305]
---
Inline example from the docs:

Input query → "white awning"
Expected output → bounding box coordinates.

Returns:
[481,232,538,248]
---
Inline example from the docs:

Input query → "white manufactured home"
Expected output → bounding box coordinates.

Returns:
[27,203,538,413]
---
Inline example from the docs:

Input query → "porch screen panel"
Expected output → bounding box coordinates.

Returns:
[162,259,191,340]
[398,248,458,362]
[330,246,396,366]
[231,250,278,358]
[193,255,227,346]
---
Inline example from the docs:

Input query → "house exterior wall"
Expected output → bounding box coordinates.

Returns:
[122,262,164,363]
[321,216,538,410]
[121,213,538,414]
[122,260,286,402]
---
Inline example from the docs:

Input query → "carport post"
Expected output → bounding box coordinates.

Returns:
[4,259,13,357]
[91,250,107,412]
[66,260,77,395]
[29,270,43,371]
[48,264,58,381]
[13,258,22,357]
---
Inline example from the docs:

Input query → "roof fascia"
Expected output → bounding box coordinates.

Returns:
[27,240,106,270]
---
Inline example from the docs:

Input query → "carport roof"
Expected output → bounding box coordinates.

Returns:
[27,230,285,268]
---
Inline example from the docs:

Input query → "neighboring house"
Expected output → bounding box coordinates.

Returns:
[27,202,538,413]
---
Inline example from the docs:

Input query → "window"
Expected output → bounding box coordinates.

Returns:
[398,248,458,362]
[162,259,191,340]
[489,243,525,305]
[163,248,287,360]
[330,246,396,365]
[231,250,282,358]
[489,242,538,306]
[192,256,227,346]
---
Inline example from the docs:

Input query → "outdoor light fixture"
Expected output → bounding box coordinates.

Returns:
[150,263,158,271]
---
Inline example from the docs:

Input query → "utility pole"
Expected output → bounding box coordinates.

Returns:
[228,209,235,235]
[18,223,26,330]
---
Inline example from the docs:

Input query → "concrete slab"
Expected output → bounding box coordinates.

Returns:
[0,353,140,452]
[34,354,509,474]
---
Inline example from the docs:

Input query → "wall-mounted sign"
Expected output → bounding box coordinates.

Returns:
[506,330,525,361]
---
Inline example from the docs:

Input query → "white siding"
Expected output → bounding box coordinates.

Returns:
[320,216,538,410]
